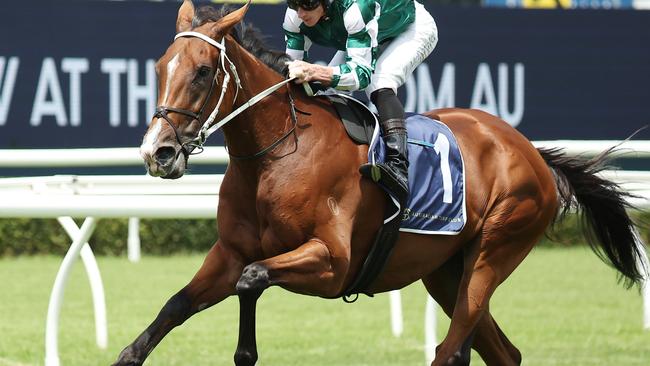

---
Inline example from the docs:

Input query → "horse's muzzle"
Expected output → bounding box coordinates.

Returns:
[154,146,176,167]
[141,145,186,179]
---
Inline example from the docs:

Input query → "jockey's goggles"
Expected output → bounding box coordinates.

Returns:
[287,0,322,11]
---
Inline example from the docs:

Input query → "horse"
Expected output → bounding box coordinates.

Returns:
[113,1,646,365]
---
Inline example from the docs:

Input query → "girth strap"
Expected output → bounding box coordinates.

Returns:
[342,201,402,301]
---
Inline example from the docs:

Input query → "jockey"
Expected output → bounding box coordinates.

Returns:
[283,0,438,206]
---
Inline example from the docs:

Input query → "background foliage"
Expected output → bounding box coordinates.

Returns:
[0,211,648,256]
[0,218,217,256]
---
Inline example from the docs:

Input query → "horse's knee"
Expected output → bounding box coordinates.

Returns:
[445,351,470,366]
[433,344,471,366]
[236,263,270,298]
[113,346,143,366]
[234,349,258,366]
[159,290,193,326]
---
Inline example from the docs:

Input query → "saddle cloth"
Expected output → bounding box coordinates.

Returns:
[371,113,466,234]
[327,93,466,235]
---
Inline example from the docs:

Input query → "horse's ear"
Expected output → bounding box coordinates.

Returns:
[213,0,251,34]
[176,0,195,33]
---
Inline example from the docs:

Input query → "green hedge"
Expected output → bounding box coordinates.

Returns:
[544,211,650,248]
[0,212,647,257]
[0,218,217,256]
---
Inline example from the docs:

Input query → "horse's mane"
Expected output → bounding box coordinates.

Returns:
[193,5,291,75]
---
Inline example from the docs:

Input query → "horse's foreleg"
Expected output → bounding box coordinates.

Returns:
[233,262,266,366]
[113,241,243,366]
[233,238,343,366]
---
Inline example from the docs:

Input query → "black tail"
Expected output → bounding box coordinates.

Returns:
[538,147,647,288]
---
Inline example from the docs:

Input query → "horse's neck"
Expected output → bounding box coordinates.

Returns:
[221,38,291,161]
[218,38,361,187]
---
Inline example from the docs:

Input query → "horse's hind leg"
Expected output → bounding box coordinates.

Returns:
[432,198,550,366]
[113,241,243,366]
[474,313,522,365]
[423,252,521,365]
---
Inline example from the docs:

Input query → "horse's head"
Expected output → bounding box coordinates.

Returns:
[141,0,250,178]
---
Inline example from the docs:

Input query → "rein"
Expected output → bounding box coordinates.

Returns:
[155,30,299,160]
[228,85,301,160]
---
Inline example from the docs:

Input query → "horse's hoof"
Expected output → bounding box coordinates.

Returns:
[234,349,258,366]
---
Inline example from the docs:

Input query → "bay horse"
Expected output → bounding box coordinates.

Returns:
[114,1,646,365]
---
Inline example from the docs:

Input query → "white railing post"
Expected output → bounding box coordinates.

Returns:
[128,217,141,262]
[57,217,108,349]
[389,290,403,337]
[45,217,98,366]
[424,295,437,365]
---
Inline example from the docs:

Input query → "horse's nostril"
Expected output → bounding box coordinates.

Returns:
[154,146,176,166]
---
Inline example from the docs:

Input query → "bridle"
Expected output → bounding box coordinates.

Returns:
[153,30,299,160]
[153,80,217,157]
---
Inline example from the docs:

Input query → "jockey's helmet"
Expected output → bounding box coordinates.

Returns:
[287,0,325,11]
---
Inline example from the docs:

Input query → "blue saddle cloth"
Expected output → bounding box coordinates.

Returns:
[369,113,466,235]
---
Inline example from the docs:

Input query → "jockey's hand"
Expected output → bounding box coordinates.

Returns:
[287,60,314,83]
[286,60,333,85]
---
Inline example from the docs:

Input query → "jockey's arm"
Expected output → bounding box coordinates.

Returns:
[330,1,376,91]
[282,3,377,90]
[283,8,311,61]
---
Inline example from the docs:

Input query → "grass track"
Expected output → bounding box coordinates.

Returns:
[0,246,649,365]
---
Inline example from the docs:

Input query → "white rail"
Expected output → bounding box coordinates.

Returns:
[0,174,221,366]
[532,140,650,158]
[0,139,647,168]
[0,140,648,365]
[0,147,228,167]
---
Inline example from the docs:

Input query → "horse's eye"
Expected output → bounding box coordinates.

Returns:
[197,66,211,79]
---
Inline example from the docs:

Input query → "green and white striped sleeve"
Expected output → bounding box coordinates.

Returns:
[332,0,379,91]
[283,9,312,61]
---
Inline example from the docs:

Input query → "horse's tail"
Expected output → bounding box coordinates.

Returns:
[538,147,646,288]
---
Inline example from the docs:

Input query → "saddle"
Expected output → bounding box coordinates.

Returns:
[326,94,376,145]
[320,93,467,299]
[309,89,467,299]
[324,93,403,300]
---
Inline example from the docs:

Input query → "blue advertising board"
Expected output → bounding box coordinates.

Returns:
[1,1,649,151]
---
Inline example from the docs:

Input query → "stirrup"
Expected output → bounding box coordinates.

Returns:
[359,163,409,206]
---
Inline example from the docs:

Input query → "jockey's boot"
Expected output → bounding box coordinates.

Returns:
[360,118,409,206]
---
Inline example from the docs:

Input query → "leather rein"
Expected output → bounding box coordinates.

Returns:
[154,31,301,160]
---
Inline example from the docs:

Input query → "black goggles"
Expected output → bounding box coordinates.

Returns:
[287,0,321,11]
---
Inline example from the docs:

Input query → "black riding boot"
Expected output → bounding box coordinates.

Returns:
[360,88,410,206]
[360,117,410,205]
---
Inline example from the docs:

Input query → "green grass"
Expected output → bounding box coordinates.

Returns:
[0,247,649,365]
